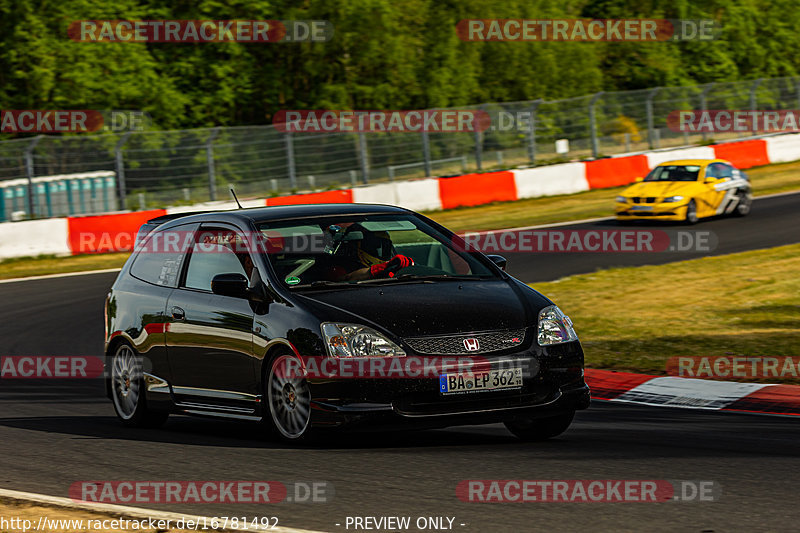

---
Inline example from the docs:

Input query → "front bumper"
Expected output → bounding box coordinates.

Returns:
[615,202,688,221]
[306,341,589,430]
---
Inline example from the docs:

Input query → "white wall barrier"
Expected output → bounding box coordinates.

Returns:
[0,218,70,260]
[764,133,800,164]
[352,178,442,211]
[512,163,589,199]
[645,146,716,169]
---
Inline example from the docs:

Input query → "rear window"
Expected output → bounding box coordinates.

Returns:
[129,223,196,287]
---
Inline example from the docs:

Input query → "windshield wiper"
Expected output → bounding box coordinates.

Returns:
[393,274,489,281]
[290,280,360,290]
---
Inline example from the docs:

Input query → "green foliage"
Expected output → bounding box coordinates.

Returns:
[1,0,797,130]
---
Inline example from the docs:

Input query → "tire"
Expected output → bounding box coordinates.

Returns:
[110,343,169,428]
[733,191,752,217]
[264,352,314,443]
[684,199,698,225]
[504,411,575,441]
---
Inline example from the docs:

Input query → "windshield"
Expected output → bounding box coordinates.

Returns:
[258,214,497,288]
[644,164,701,182]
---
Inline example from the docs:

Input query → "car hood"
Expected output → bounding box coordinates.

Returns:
[623,180,698,198]
[294,279,544,338]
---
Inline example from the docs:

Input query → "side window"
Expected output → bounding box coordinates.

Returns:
[183,227,252,292]
[718,164,734,179]
[707,163,732,180]
[129,223,196,287]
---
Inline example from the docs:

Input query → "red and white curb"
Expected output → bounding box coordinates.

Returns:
[0,488,324,533]
[586,369,800,417]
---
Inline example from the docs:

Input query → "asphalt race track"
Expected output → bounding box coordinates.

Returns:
[503,191,800,282]
[1,192,799,531]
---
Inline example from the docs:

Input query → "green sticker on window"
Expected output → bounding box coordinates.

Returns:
[285,276,301,285]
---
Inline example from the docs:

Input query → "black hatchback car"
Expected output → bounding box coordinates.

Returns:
[105,204,589,442]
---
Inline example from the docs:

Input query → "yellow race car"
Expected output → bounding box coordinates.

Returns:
[615,159,753,224]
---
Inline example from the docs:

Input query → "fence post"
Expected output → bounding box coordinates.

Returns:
[749,78,763,135]
[206,127,220,201]
[357,132,369,183]
[796,77,800,109]
[285,132,297,189]
[589,92,604,158]
[473,105,485,171]
[646,87,660,149]
[24,135,42,218]
[115,132,131,210]
[66,179,75,215]
[700,83,714,142]
[528,99,543,164]
[421,131,432,177]
[43,181,53,217]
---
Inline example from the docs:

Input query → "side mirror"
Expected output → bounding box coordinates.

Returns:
[487,254,508,271]
[211,273,249,298]
[634,176,644,183]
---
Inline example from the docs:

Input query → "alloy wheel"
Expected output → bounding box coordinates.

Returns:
[267,354,312,440]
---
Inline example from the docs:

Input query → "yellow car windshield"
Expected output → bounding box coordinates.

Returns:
[644,165,701,182]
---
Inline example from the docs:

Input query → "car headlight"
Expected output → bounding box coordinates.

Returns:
[321,323,406,358]
[537,306,578,346]
[662,195,684,203]
[615,196,628,203]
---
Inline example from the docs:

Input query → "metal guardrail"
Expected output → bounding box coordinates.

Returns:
[388,156,468,180]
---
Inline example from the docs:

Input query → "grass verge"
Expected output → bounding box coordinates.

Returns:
[530,243,800,378]
[0,253,128,280]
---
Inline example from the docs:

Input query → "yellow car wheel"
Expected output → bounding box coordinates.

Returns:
[733,191,752,217]
[684,200,698,225]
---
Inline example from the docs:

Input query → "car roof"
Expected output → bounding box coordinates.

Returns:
[150,203,411,227]
[655,158,730,167]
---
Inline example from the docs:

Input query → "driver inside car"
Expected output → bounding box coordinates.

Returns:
[329,224,414,281]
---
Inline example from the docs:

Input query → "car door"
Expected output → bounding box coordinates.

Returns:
[697,163,729,217]
[122,222,198,386]
[165,223,259,409]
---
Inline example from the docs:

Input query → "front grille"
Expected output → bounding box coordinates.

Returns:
[631,197,640,203]
[645,197,657,203]
[404,329,527,355]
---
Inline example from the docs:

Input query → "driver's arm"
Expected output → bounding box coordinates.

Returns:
[344,267,372,281]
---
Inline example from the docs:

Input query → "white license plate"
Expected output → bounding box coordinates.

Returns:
[439,368,523,395]
[631,205,653,211]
